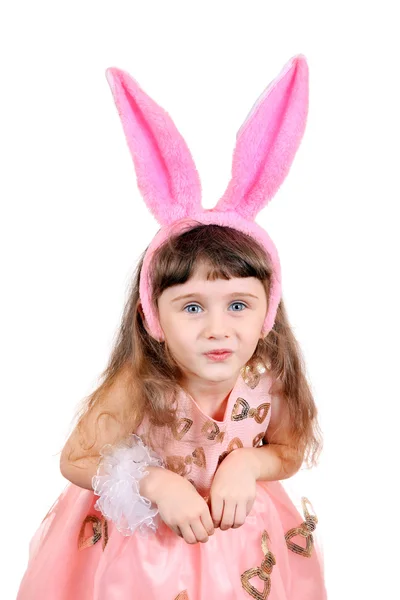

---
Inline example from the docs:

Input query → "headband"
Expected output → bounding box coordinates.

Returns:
[104,54,309,341]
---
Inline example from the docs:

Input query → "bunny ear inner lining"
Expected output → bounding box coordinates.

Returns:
[105,67,202,226]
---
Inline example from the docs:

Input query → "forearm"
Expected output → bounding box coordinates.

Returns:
[138,466,173,503]
[61,456,170,499]
[237,444,303,482]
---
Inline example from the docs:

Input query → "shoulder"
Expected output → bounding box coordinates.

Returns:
[60,363,134,465]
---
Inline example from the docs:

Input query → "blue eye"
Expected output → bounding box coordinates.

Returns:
[183,302,247,313]
[230,302,247,311]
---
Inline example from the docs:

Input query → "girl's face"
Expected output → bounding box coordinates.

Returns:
[156,262,268,384]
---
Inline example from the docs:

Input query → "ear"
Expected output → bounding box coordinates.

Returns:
[214,54,309,220]
[105,67,203,226]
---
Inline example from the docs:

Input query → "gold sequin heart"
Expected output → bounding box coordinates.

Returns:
[253,432,265,447]
[241,568,271,600]
[174,592,189,600]
[189,446,206,468]
[171,417,193,441]
[285,529,314,558]
[166,447,206,476]
[285,497,318,558]
[241,530,276,599]
[166,455,190,477]
[249,403,270,424]
[217,437,243,466]
[78,515,108,551]
[231,398,270,424]
[231,397,251,420]
[241,361,267,389]
[201,420,225,442]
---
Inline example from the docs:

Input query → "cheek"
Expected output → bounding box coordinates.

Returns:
[241,317,264,343]
[166,326,194,353]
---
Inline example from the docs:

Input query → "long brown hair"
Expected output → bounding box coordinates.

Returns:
[65,223,323,469]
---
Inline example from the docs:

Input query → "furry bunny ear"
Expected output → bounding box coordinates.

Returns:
[105,68,202,226]
[214,54,309,219]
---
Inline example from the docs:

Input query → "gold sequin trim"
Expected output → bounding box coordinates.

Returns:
[166,447,207,476]
[78,515,108,551]
[171,417,193,441]
[231,398,270,424]
[201,420,225,443]
[217,437,244,466]
[174,592,189,600]
[240,361,267,389]
[285,497,318,558]
[166,455,190,477]
[241,530,276,599]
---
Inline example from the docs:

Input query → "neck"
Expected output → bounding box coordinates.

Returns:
[179,369,241,420]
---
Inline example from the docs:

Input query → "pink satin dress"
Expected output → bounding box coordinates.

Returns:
[17,364,327,599]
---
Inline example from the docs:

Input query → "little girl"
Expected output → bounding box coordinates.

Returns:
[17,54,327,599]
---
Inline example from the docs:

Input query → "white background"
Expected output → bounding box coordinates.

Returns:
[1,1,399,598]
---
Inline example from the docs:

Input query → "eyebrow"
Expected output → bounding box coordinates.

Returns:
[171,292,260,303]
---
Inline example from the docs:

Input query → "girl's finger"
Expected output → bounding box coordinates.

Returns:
[179,523,197,545]
[201,508,215,536]
[211,495,224,528]
[190,518,209,543]
[220,500,235,531]
[173,525,183,538]
[232,502,247,529]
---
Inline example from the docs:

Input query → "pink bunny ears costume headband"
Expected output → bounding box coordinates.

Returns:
[105,54,309,342]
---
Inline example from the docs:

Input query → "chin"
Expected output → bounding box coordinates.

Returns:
[180,358,239,382]
[203,365,239,380]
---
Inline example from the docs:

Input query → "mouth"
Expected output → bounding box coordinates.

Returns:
[204,350,233,361]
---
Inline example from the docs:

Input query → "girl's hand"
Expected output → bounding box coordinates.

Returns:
[209,448,259,531]
[140,467,215,544]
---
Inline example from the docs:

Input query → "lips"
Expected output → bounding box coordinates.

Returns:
[204,350,233,362]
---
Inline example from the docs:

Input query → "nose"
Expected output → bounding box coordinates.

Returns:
[203,309,231,339]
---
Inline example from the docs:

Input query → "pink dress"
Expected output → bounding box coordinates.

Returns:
[17,364,327,599]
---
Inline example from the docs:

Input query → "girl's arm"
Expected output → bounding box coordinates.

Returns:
[209,386,304,530]
[60,454,103,491]
[236,387,305,482]
[60,364,135,490]
[60,367,214,544]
